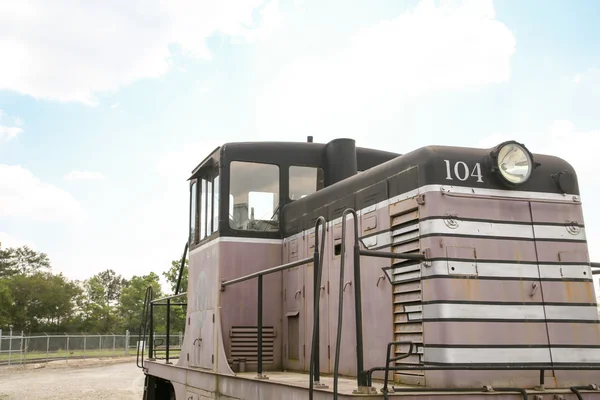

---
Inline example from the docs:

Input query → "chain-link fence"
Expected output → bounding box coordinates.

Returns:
[0,328,183,366]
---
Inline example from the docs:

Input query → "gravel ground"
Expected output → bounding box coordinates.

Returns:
[0,356,145,400]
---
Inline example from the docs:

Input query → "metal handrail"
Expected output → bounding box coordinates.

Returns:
[367,340,600,399]
[220,257,313,289]
[151,292,187,304]
[331,207,427,398]
[136,286,153,369]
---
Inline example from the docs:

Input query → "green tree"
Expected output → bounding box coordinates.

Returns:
[6,272,81,332]
[0,279,13,327]
[83,269,129,332]
[118,272,164,334]
[162,258,188,294]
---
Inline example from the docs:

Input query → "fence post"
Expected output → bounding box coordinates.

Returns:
[83,334,87,359]
[125,330,130,356]
[20,331,24,364]
[45,333,49,363]
[113,334,116,356]
[66,334,70,361]
[0,329,2,361]
[8,327,12,366]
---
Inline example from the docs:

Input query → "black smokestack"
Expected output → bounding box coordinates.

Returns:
[323,138,357,187]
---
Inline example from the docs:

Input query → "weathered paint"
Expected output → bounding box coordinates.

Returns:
[144,182,600,398]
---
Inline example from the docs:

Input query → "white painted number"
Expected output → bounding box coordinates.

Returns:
[444,160,484,183]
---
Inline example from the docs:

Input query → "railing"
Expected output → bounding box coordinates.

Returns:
[221,216,327,381]
[364,339,600,400]
[148,292,187,365]
[138,242,189,368]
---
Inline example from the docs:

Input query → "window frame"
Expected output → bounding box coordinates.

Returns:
[189,166,220,247]
[227,160,281,234]
[288,165,325,201]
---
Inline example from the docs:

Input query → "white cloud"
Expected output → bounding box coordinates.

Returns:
[0,126,23,142]
[255,0,516,140]
[572,68,600,86]
[0,110,23,142]
[0,0,282,105]
[63,170,105,182]
[0,232,35,249]
[0,165,84,222]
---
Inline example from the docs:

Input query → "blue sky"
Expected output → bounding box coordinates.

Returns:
[1,0,599,291]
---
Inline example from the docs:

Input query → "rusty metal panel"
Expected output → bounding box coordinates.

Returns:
[392,241,420,253]
[393,291,422,303]
[530,201,585,225]
[392,280,421,294]
[390,197,419,217]
[391,210,420,227]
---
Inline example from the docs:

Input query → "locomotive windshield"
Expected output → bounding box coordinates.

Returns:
[229,161,280,232]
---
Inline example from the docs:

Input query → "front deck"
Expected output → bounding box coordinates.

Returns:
[144,360,600,399]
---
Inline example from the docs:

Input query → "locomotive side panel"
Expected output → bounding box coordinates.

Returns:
[219,240,284,372]
[418,189,600,388]
[180,240,221,373]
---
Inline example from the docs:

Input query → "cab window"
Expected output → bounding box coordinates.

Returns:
[289,166,324,200]
[190,168,220,244]
[229,161,279,232]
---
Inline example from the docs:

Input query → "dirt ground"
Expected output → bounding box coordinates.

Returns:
[0,356,145,400]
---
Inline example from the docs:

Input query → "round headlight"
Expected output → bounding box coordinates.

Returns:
[493,142,533,185]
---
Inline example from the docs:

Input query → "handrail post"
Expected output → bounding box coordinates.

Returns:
[166,298,171,364]
[255,274,268,379]
[149,302,154,360]
[309,216,328,399]
[352,214,367,390]
[313,243,320,381]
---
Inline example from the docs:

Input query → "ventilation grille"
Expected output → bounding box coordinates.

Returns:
[229,326,276,364]
[389,196,424,385]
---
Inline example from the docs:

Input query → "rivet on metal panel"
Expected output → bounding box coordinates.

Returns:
[416,194,425,205]
[573,195,580,202]
[553,395,565,400]
[533,395,544,400]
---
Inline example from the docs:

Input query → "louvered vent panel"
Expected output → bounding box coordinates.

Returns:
[229,326,276,364]
[389,197,424,384]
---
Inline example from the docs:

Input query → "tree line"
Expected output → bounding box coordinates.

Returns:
[0,242,188,335]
